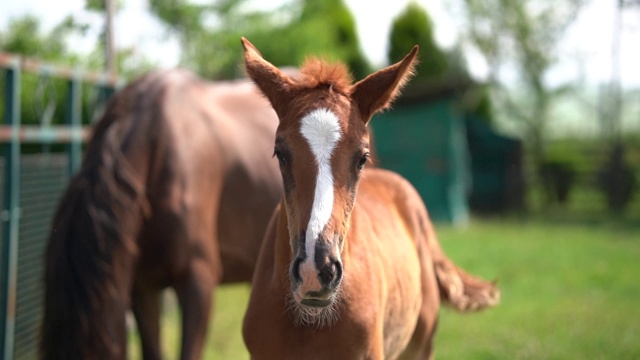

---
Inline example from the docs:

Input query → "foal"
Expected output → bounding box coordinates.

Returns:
[241,38,500,359]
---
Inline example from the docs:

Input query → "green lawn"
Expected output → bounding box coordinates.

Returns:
[435,218,639,359]
[129,218,640,359]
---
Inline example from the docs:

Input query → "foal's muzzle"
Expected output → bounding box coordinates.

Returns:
[290,242,343,307]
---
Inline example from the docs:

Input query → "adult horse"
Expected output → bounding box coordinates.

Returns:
[40,69,282,359]
[241,38,500,359]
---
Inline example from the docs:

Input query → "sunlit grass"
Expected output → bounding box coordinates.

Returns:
[435,219,640,359]
[128,218,640,359]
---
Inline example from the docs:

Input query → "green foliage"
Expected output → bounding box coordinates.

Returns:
[465,85,495,124]
[299,0,370,79]
[1,15,90,129]
[387,3,496,125]
[148,0,270,78]
[388,3,448,79]
[541,138,640,187]
[529,137,640,213]
[248,0,370,80]
[1,9,155,77]
[0,15,87,65]
[0,13,149,136]
[461,0,588,165]
[81,0,155,77]
[148,0,371,80]
[148,0,206,34]
[84,0,123,12]
[473,88,494,123]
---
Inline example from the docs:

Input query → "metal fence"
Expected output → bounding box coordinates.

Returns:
[0,53,122,360]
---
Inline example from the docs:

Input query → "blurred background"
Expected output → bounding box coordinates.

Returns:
[1,0,639,359]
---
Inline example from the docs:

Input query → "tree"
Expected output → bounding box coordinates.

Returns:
[0,15,93,128]
[388,3,448,80]
[149,0,371,80]
[83,0,155,78]
[1,5,154,77]
[0,15,88,65]
[459,0,586,167]
[298,0,370,79]
[595,0,640,212]
[388,3,495,125]
[0,12,151,132]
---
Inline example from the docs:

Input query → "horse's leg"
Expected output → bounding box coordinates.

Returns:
[132,284,163,360]
[174,257,217,360]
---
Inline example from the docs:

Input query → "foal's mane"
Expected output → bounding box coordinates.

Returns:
[294,58,353,95]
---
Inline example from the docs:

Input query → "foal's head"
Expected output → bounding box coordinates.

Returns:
[242,38,418,327]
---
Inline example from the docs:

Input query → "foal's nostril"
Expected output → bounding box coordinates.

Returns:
[318,264,336,286]
[318,261,342,288]
[291,257,303,283]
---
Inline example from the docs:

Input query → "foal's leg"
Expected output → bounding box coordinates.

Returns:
[403,305,438,360]
[132,285,163,360]
[175,257,218,360]
[402,242,440,360]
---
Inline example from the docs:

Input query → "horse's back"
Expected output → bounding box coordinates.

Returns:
[356,168,432,247]
[109,69,280,283]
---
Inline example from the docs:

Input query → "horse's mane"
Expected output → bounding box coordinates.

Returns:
[294,58,353,95]
[39,72,164,359]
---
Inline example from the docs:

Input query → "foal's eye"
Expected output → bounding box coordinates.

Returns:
[357,153,369,170]
[273,148,286,167]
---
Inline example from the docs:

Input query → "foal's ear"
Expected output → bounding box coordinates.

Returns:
[351,46,418,123]
[241,37,293,117]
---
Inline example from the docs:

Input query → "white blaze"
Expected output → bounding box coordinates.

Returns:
[299,108,342,267]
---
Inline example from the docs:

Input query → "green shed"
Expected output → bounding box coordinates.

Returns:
[465,114,525,214]
[371,79,471,225]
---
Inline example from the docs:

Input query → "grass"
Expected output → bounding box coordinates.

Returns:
[128,284,251,359]
[434,218,640,359]
[128,217,640,359]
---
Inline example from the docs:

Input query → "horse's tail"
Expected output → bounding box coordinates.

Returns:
[423,220,500,312]
[40,83,149,359]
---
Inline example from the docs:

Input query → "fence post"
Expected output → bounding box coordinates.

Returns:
[66,75,82,175]
[0,61,21,360]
